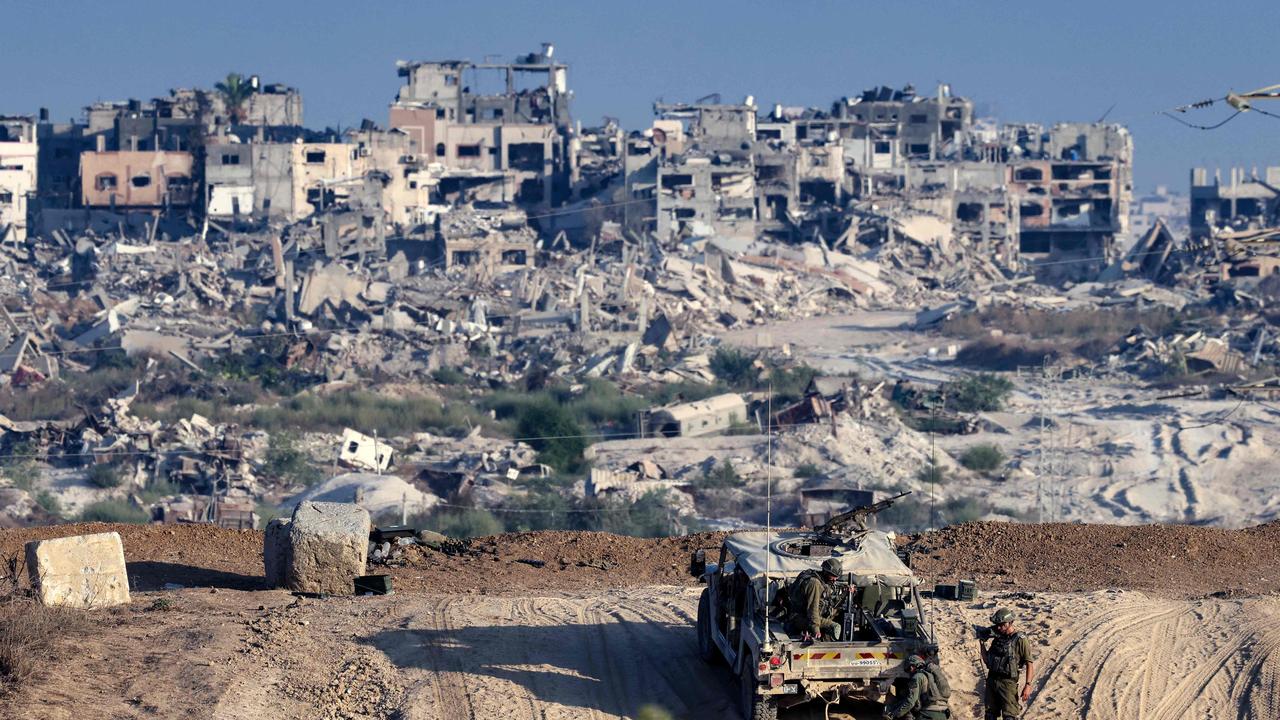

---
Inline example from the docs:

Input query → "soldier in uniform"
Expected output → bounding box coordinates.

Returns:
[883,654,951,719]
[786,558,843,641]
[979,608,1035,719]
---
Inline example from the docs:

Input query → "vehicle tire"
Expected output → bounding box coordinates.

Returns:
[696,589,722,664]
[739,660,778,720]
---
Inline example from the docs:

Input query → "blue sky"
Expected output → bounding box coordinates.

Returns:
[5,0,1279,191]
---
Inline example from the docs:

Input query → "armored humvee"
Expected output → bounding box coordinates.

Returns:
[691,493,936,719]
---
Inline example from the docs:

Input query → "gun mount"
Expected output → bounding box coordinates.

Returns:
[816,491,912,538]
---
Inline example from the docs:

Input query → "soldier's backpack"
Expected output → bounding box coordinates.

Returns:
[987,632,1023,678]
[925,662,951,700]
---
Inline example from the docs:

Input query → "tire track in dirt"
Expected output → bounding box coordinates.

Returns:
[612,591,739,716]
[1147,607,1280,720]
[1030,598,1191,720]
[1234,620,1280,720]
[421,596,477,720]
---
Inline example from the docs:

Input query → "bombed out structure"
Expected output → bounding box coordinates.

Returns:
[628,85,1132,283]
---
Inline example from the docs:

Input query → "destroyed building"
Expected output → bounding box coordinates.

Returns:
[389,44,576,214]
[0,116,37,242]
[631,85,1132,283]
[1190,166,1280,240]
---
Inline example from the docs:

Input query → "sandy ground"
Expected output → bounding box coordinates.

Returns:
[11,584,1280,720]
[720,311,1280,528]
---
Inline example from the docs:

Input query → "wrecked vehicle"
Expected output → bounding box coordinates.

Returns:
[692,492,936,718]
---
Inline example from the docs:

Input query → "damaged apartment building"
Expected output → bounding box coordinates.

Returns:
[0,116,37,242]
[388,44,587,218]
[28,77,302,236]
[630,84,1132,283]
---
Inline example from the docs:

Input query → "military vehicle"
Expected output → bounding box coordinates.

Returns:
[691,492,936,719]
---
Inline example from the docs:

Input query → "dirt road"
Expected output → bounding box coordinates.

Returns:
[7,524,1280,719]
[23,585,1260,720]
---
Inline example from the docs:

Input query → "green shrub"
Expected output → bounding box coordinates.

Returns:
[765,363,819,404]
[252,391,494,437]
[874,494,992,531]
[430,508,502,538]
[945,373,1013,413]
[696,460,743,489]
[500,487,573,532]
[942,496,993,524]
[710,347,758,388]
[959,444,1006,473]
[516,400,586,473]
[33,490,62,519]
[431,366,467,385]
[916,464,947,486]
[78,499,149,524]
[137,479,180,504]
[86,463,124,489]
[558,379,649,430]
[793,463,823,479]
[595,490,676,537]
[264,432,323,487]
[211,336,319,395]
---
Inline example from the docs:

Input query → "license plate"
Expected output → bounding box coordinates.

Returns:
[849,658,884,668]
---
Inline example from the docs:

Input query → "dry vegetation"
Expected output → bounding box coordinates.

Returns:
[943,305,1191,370]
[0,556,88,696]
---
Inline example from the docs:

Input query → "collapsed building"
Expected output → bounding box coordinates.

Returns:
[1190,166,1280,242]
[628,85,1132,283]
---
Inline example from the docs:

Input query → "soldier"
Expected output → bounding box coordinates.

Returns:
[786,558,843,641]
[979,608,1035,719]
[883,654,951,719]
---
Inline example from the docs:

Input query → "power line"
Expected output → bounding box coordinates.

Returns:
[1251,106,1280,122]
[1161,109,1242,131]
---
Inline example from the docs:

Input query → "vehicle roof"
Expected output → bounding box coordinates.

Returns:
[725,530,916,586]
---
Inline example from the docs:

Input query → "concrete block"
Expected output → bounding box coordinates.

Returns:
[286,501,370,595]
[263,518,292,588]
[25,532,131,609]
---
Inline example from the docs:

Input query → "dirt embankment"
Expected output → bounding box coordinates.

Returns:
[904,520,1280,598]
[5,520,1280,598]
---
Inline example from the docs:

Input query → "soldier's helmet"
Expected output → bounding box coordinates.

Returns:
[991,608,1015,625]
[905,654,928,672]
[820,558,843,577]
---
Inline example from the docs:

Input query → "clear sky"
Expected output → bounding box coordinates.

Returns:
[5,0,1278,193]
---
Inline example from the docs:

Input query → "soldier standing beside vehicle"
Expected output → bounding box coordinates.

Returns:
[979,608,1035,719]
[883,654,951,719]
[786,558,843,641]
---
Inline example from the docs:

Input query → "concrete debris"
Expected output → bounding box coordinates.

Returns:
[284,501,371,595]
[337,428,394,473]
[25,531,131,608]
[263,518,292,588]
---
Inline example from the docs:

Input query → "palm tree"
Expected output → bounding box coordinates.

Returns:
[214,72,254,124]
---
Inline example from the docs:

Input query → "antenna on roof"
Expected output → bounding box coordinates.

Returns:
[764,381,774,650]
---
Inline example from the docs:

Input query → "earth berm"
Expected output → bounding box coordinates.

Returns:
[2,520,1278,719]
